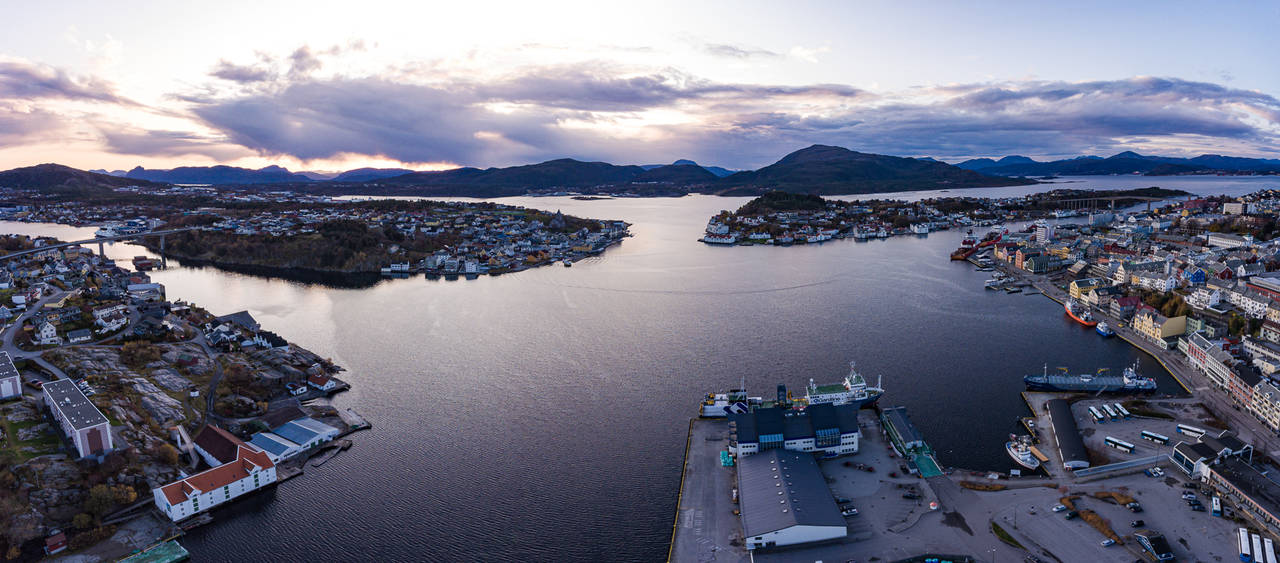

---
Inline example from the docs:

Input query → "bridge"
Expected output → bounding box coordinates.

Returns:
[1048,195,1171,213]
[0,227,197,262]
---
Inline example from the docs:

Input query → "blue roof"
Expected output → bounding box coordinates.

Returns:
[249,432,298,456]
[271,421,321,445]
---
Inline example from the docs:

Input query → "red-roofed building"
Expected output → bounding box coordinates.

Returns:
[307,374,336,392]
[152,444,276,521]
[44,531,67,555]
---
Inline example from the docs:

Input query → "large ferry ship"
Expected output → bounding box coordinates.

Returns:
[1023,363,1157,393]
[1064,299,1098,327]
[804,362,884,409]
[1005,434,1041,471]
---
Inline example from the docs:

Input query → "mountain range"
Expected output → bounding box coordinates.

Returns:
[956,151,1280,177]
[3,147,1036,197]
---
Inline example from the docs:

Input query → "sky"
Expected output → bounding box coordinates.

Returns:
[0,0,1278,172]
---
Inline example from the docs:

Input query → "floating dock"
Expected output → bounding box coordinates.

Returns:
[118,540,190,563]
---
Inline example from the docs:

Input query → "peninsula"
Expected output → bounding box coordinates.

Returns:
[0,235,365,560]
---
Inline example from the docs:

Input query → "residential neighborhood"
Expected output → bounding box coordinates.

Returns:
[0,235,366,560]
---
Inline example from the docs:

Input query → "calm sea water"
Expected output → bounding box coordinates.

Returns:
[5,176,1277,562]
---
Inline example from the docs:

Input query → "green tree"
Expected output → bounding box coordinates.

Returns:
[72,513,93,529]
[83,484,115,517]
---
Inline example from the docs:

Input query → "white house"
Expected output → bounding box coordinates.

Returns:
[152,444,276,521]
[0,352,20,400]
[36,322,59,346]
[1187,287,1222,310]
[42,379,112,459]
[307,374,336,392]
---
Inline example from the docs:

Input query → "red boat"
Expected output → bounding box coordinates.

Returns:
[950,247,977,261]
[1064,300,1098,327]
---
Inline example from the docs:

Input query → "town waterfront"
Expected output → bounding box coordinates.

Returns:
[3,175,1277,562]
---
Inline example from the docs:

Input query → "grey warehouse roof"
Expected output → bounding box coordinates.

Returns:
[43,379,108,429]
[0,352,17,380]
[736,449,846,538]
[1046,399,1090,468]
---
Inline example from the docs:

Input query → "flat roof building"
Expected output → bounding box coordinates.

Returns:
[0,351,20,400]
[42,378,112,459]
[1206,457,1280,538]
[736,449,847,550]
[730,404,859,458]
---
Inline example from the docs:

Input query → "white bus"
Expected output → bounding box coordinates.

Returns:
[1240,528,1253,563]
[1102,403,1119,420]
[1141,430,1170,445]
[1177,424,1207,438]
[1254,534,1265,563]
[1089,406,1106,424]
[1264,537,1276,563]
[1105,436,1135,453]
[1115,403,1132,418]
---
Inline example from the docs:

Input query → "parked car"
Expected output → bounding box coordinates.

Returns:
[1101,539,1116,547]
[1183,482,1198,489]
[1052,504,1068,512]
[902,493,920,500]
[835,497,852,504]
[1126,502,1143,513]
[1065,511,1079,520]
[1131,520,1145,528]
[1192,504,1206,512]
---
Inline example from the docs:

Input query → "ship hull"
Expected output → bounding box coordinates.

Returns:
[1064,302,1098,327]
[1005,442,1041,470]
[1023,377,1155,393]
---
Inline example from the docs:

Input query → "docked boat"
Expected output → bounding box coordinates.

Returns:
[699,389,762,417]
[911,223,930,235]
[132,256,156,271]
[1096,321,1115,337]
[1006,434,1041,471]
[701,232,742,244]
[1023,363,1157,393]
[804,362,884,409]
[951,247,978,260]
[1064,299,1098,327]
[984,279,1004,290]
[380,263,411,275]
[875,228,889,239]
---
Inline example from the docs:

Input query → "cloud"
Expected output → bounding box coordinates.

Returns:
[702,43,780,59]
[93,122,252,161]
[0,59,129,103]
[210,59,275,83]
[288,46,324,79]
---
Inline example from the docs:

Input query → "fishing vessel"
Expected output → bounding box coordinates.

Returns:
[804,362,884,409]
[1005,434,1041,470]
[1023,363,1157,393]
[1064,299,1098,327]
[1096,321,1115,337]
[701,232,742,244]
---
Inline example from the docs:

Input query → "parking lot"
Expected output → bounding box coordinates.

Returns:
[984,471,1244,562]
[1069,397,1218,466]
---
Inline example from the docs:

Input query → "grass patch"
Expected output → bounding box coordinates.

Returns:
[991,522,1025,549]
[1080,509,1121,543]
[1122,400,1174,420]
[959,481,1007,491]
[1092,491,1137,505]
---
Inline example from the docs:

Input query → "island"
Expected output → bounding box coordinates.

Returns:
[699,187,1190,246]
[0,235,365,560]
